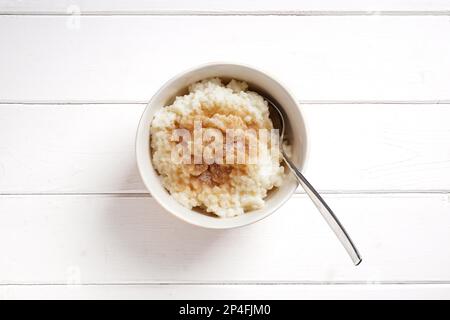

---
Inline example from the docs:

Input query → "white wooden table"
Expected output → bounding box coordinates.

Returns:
[1,0,450,299]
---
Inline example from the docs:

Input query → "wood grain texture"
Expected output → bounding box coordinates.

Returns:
[1,0,450,14]
[1,16,450,102]
[0,104,449,193]
[1,284,450,300]
[0,194,449,284]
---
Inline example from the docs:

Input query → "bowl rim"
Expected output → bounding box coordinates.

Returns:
[136,62,309,229]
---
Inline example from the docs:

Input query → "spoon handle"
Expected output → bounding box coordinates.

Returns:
[282,153,362,266]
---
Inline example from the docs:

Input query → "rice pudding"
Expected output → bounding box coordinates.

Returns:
[150,78,286,217]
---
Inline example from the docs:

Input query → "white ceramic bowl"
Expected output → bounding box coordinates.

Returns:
[136,63,308,229]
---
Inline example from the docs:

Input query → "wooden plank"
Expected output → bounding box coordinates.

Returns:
[0,16,450,102]
[0,104,449,193]
[0,194,449,283]
[0,104,144,193]
[1,0,450,14]
[1,284,450,300]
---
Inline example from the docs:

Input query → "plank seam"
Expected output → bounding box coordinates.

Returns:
[0,191,448,197]
[1,11,450,16]
[1,281,450,286]
[1,101,450,106]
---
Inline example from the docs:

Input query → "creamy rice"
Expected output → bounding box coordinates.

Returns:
[150,78,285,217]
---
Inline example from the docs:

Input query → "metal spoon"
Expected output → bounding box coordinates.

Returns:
[266,97,362,266]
